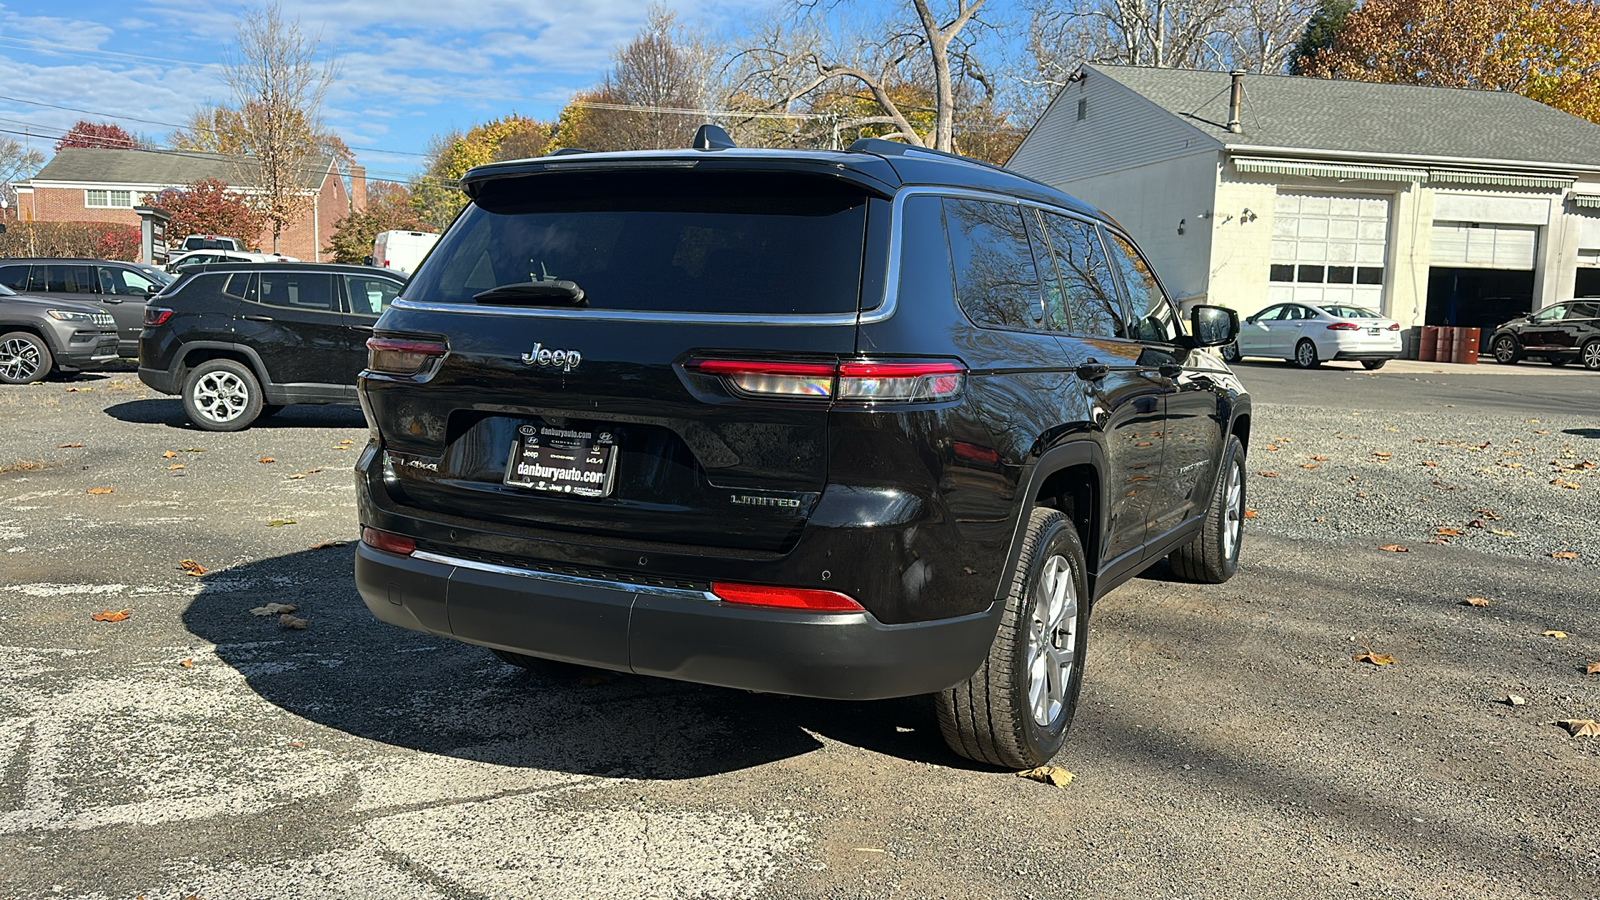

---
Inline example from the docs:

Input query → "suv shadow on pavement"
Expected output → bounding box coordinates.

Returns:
[182,547,980,779]
[104,398,366,430]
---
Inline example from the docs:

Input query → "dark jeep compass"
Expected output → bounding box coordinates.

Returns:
[354,129,1249,768]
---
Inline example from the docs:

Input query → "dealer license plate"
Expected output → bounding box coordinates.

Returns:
[1367,327,1381,335]
[503,423,617,498]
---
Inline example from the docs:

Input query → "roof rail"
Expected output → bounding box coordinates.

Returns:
[692,124,737,150]
[547,147,592,156]
[846,137,1058,191]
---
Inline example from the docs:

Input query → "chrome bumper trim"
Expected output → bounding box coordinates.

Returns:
[410,550,717,603]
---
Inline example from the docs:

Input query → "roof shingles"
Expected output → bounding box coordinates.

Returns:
[27,148,336,192]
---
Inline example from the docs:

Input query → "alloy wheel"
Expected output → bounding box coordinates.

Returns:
[1296,341,1315,367]
[1583,341,1600,371]
[1222,459,1243,561]
[1026,554,1079,727]
[1494,337,1518,363]
[0,337,42,382]
[192,370,250,423]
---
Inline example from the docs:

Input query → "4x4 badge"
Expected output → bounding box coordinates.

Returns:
[521,343,582,372]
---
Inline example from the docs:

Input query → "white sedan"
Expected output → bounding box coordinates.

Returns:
[1222,302,1403,370]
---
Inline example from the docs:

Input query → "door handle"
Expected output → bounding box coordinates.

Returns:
[242,314,274,322]
[1075,361,1110,381]
[350,323,374,332]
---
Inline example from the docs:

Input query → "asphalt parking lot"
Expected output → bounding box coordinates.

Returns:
[2,360,1597,899]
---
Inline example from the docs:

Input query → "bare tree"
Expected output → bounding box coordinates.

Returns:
[736,1,993,152]
[592,6,720,150]
[0,137,43,221]
[222,2,338,253]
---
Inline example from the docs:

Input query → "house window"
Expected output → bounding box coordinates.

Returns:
[85,189,133,209]
[1076,99,1087,121]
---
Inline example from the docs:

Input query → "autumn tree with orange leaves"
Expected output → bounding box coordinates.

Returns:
[1301,0,1600,124]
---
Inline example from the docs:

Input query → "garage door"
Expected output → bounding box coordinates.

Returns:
[1269,192,1390,311]
[1430,222,1538,269]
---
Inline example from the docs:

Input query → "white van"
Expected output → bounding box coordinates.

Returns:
[372,231,440,276]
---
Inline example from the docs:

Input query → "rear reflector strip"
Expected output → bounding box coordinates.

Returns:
[362,526,415,556]
[711,582,864,612]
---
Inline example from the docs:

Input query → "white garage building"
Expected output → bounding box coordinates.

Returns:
[1007,65,1600,333]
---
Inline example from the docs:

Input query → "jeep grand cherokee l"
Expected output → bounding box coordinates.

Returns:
[352,129,1249,769]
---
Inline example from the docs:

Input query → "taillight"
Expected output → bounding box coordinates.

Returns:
[711,582,864,613]
[1388,323,1401,331]
[1326,322,1360,331]
[144,307,173,327]
[361,526,415,556]
[685,358,966,403]
[366,336,447,376]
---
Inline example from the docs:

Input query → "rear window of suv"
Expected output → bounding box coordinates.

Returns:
[404,171,869,315]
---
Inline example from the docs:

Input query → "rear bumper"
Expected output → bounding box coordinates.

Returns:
[137,365,178,395]
[1331,350,1401,361]
[355,541,1001,701]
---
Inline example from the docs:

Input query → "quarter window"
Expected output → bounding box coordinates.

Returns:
[1103,232,1178,343]
[1038,212,1126,339]
[944,199,1043,331]
[344,275,402,316]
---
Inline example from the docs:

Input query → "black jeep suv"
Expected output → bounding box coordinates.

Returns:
[1488,300,1600,370]
[138,262,405,430]
[352,131,1249,768]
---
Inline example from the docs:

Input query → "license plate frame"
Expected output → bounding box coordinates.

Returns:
[1367,327,1381,336]
[502,422,618,499]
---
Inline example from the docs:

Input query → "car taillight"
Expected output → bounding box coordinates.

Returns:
[366,336,447,376]
[361,526,415,556]
[686,358,966,403]
[144,307,173,327]
[1326,322,1360,331]
[711,582,864,613]
[1388,323,1401,331]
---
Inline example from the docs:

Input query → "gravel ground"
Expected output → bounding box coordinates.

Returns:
[1,368,1598,900]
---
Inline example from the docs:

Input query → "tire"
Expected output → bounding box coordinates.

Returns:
[936,508,1090,769]
[1491,335,1520,365]
[1169,434,1245,584]
[0,331,52,384]
[1293,339,1320,369]
[182,358,263,431]
[1582,339,1600,372]
[1220,342,1241,363]
[1360,359,1387,370]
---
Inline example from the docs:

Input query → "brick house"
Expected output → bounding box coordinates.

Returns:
[1008,66,1600,331]
[13,148,364,262]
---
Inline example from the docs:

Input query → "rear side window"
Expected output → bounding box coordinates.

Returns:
[1103,232,1178,343]
[944,198,1042,330]
[406,171,868,315]
[1038,213,1125,339]
[344,274,402,316]
[0,265,28,290]
[257,272,336,311]
[32,264,95,294]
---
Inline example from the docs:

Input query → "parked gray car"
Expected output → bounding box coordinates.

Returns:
[0,258,166,357]
[0,283,119,384]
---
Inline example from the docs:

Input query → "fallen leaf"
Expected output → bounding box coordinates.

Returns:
[961,565,977,574]
[1310,456,1328,462]
[309,540,350,550]
[177,559,207,576]
[1371,451,1391,458]
[1557,719,1600,738]
[1420,461,1438,467]
[268,518,298,527]
[339,439,355,444]
[278,613,309,630]
[1425,538,1450,545]
[1552,551,1579,560]
[1257,471,1280,478]
[1466,519,1485,529]
[287,473,306,480]
[1018,765,1075,787]
[86,487,114,494]
[91,609,131,622]
[1502,695,1526,707]
[1586,662,1600,676]
[1489,529,1516,537]
[1379,544,1409,553]
[167,464,185,470]
[179,658,194,669]
[1299,463,1319,469]
[57,443,83,448]
[259,457,276,464]
[250,603,299,616]
[1473,509,1502,520]
[1434,527,1463,537]
[1542,630,1569,639]
[162,450,176,459]
[1462,597,1490,608]
[65,386,91,392]
[1353,650,1395,665]
[182,447,206,452]
[1242,509,1258,519]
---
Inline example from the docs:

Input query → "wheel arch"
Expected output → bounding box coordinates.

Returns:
[174,342,271,391]
[999,440,1107,601]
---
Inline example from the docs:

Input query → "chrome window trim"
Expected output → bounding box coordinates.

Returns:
[388,185,1111,327]
[411,549,718,603]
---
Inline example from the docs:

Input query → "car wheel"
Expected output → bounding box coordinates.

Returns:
[1293,339,1320,369]
[1360,359,1387,370]
[1169,434,1245,584]
[1491,335,1520,365]
[1220,341,1241,363]
[182,359,263,431]
[936,507,1089,769]
[0,331,52,384]
[1582,339,1600,372]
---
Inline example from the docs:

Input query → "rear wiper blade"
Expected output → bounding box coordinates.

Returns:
[472,280,586,306]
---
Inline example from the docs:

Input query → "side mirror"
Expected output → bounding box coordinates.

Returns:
[1190,305,1239,348]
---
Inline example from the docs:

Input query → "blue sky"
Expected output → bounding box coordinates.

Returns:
[0,0,759,185]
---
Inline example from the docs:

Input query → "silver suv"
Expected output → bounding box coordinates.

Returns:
[0,283,119,384]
